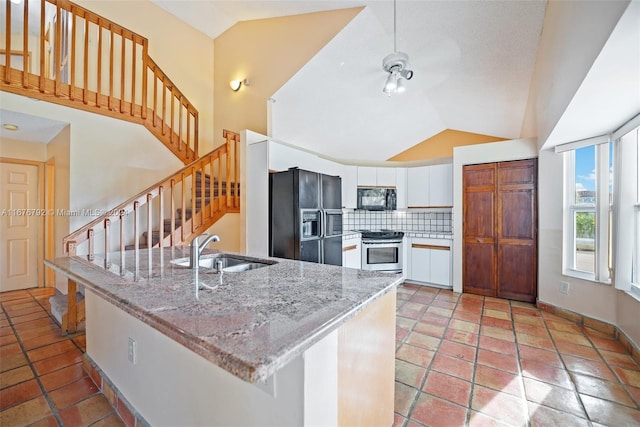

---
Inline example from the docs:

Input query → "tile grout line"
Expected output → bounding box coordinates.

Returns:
[537,307,592,423]
[27,288,125,427]
[3,289,124,427]
[508,299,533,427]
[462,293,484,427]
[0,292,65,426]
[396,287,455,426]
[573,319,640,410]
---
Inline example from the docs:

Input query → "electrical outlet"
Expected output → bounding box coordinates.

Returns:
[559,281,570,295]
[128,337,137,364]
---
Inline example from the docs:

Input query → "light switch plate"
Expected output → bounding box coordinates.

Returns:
[559,281,570,295]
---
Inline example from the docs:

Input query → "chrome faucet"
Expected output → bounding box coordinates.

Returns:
[190,234,220,268]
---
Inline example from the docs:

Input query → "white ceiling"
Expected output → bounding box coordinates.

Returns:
[0,109,68,144]
[543,0,640,148]
[152,0,547,161]
[3,1,635,159]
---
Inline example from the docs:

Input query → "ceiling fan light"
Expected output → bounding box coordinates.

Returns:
[396,78,407,93]
[383,72,398,92]
[400,69,414,80]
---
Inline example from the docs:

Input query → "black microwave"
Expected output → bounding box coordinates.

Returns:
[357,188,397,211]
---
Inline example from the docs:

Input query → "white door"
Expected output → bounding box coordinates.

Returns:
[0,162,40,291]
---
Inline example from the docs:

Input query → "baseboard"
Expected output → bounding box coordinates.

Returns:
[536,300,640,366]
[83,355,150,427]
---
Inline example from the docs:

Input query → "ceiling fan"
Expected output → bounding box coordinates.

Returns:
[382,0,414,95]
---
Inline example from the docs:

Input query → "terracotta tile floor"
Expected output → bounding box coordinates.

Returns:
[394,283,640,427]
[5,284,640,426]
[0,288,124,427]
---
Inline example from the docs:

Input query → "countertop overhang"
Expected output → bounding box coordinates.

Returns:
[45,248,401,383]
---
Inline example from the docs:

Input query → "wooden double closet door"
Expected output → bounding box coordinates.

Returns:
[463,159,538,303]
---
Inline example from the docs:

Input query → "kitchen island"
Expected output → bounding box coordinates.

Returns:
[45,247,400,426]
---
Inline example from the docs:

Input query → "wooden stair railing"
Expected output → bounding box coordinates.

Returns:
[63,130,240,258]
[1,0,198,164]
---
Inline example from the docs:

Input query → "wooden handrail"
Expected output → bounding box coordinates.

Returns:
[63,131,240,257]
[0,0,198,164]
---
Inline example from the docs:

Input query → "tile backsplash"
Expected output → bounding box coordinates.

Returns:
[344,209,452,233]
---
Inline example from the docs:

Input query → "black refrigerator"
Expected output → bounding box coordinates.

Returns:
[269,168,343,266]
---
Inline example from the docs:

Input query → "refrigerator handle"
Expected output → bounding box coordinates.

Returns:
[320,209,326,239]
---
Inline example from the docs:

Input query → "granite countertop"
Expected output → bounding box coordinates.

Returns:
[45,248,400,383]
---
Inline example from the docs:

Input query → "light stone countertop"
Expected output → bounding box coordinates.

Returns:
[45,247,401,383]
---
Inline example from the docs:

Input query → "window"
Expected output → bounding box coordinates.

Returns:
[614,125,640,293]
[563,142,612,282]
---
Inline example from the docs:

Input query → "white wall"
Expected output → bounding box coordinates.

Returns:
[452,138,538,293]
[617,292,640,348]
[74,0,216,152]
[0,138,47,161]
[46,127,71,289]
[537,148,617,323]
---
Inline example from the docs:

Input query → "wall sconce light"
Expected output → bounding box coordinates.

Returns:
[3,123,19,131]
[230,78,249,92]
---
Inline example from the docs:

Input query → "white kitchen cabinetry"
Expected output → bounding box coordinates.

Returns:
[341,165,358,209]
[406,164,453,207]
[268,141,342,176]
[407,167,430,207]
[376,168,396,187]
[342,236,362,269]
[357,167,397,188]
[429,164,453,207]
[357,167,378,186]
[395,168,407,209]
[406,238,451,287]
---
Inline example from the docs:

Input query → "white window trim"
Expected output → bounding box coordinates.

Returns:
[562,143,611,283]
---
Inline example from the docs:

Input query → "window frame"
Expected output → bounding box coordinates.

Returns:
[563,143,612,283]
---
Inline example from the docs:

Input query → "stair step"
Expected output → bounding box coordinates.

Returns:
[142,230,170,246]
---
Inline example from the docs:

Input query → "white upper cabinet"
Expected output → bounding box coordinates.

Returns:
[395,168,407,209]
[429,163,453,207]
[407,166,430,207]
[341,165,358,209]
[376,168,397,187]
[356,167,397,187]
[406,164,453,207]
[268,141,341,176]
[356,167,378,186]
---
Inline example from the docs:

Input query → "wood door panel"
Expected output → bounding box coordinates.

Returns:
[464,164,496,189]
[499,189,535,240]
[464,192,495,239]
[498,160,536,186]
[497,243,537,302]
[463,242,495,295]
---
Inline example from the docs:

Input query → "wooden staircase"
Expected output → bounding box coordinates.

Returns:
[1,0,198,164]
[136,171,239,248]
[1,1,241,333]
[57,130,239,333]
[63,129,240,257]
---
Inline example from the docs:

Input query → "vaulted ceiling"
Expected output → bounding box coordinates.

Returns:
[152,0,547,161]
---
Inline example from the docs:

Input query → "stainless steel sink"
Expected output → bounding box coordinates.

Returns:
[170,254,274,272]
[221,262,270,273]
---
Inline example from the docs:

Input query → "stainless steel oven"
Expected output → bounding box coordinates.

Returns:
[360,230,404,273]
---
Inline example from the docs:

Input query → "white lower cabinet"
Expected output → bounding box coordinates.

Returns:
[406,238,451,287]
[342,236,362,269]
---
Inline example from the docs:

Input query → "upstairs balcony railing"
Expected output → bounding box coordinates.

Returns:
[1,0,198,163]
